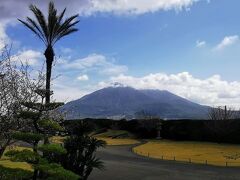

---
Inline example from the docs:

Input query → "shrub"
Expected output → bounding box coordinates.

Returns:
[0,165,33,180]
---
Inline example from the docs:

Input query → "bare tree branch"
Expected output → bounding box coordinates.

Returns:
[0,44,44,158]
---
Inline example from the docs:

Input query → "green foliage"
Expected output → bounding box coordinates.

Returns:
[20,102,64,112]
[63,135,105,179]
[44,102,64,111]
[0,165,33,180]
[18,111,40,120]
[12,132,43,144]
[66,120,96,136]
[39,119,64,132]
[5,149,39,164]
[14,2,89,179]
[85,155,104,170]
[21,102,43,111]
[162,120,240,143]
[38,144,67,155]
[35,162,80,180]
[35,88,47,97]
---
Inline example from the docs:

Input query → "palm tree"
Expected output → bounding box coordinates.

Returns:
[63,135,105,180]
[19,2,79,104]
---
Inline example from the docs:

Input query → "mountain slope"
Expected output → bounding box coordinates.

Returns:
[140,89,208,118]
[61,86,209,119]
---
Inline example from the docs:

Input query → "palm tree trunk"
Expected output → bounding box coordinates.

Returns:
[44,46,54,104]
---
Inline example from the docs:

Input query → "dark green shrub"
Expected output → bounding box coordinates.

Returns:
[0,165,33,180]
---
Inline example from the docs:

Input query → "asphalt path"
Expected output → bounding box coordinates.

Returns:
[89,144,240,180]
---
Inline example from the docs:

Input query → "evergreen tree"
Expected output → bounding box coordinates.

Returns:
[2,2,104,179]
[5,89,80,179]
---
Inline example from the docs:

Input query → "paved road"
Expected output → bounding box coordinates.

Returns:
[89,145,240,180]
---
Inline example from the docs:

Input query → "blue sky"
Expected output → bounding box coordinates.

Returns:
[1,0,240,107]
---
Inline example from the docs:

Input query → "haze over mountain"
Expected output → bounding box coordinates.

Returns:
[61,83,209,120]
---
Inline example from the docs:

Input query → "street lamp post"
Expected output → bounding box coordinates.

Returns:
[156,121,162,139]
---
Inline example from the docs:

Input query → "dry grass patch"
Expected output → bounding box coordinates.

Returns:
[49,136,66,144]
[133,140,240,167]
[95,129,139,145]
[97,137,140,146]
[0,146,33,171]
[95,129,133,138]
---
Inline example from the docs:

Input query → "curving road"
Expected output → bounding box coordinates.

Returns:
[89,144,240,180]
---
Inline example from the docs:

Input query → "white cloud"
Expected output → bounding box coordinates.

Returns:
[0,23,9,50]
[53,83,89,102]
[0,0,201,24]
[196,40,206,48]
[63,54,106,69]
[60,47,73,54]
[60,54,128,76]
[77,74,89,81]
[12,50,42,65]
[52,75,93,102]
[52,71,240,107]
[82,0,199,15]
[214,35,239,50]
[97,72,240,108]
[101,65,128,75]
[52,53,128,101]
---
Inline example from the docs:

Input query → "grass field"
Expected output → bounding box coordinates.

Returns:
[97,137,140,146]
[50,130,140,146]
[133,140,240,167]
[0,146,33,171]
[95,129,140,145]
[49,136,66,144]
[95,129,134,138]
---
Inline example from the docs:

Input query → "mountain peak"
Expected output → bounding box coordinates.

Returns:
[110,82,126,88]
[62,86,209,120]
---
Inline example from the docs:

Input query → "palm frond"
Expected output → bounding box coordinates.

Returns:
[48,1,58,44]
[54,14,79,37]
[53,28,78,45]
[86,156,104,170]
[18,19,46,44]
[65,20,80,30]
[58,8,66,23]
[19,2,79,47]
[29,4,49,44]
[51,8,67,39]
[26,17,47,44]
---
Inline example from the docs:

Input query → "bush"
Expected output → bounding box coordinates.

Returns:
[162,119,240,143]
[0,165,33,180]
[38,144,67,155]
[67,118,240,144]
[35,162,80,180]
